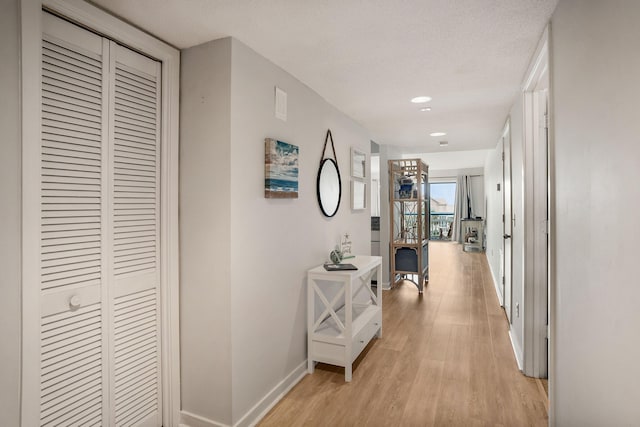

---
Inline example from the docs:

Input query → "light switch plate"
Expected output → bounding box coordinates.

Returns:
[275,86,287,121]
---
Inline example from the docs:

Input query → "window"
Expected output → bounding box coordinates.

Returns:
[430,182,456,240]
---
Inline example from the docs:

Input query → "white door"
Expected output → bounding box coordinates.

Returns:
[39,12,161,426]
[502,125,513,322]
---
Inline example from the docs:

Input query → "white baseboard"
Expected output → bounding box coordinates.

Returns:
[179,361,307,427]
[233,360,307,427]
[486,253,504,306]
[509,330,524,371]
[180,410,228,427]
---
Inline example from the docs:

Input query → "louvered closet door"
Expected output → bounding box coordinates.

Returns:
[108,43,162,427]
[40,12,162,427]
[41,13,108,426]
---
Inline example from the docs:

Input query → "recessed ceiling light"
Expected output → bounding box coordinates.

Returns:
[411,96,432,104]
[430,132,446,137]
[439,141,448,147]
[420,107,432,112]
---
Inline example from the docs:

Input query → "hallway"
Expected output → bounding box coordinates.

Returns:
[260,242,548,426]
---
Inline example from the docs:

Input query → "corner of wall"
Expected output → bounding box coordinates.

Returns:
[508,330,523,371]
[485,252,503,306]
[232,362,307,427]
[179,38,234,425]
[180,33,377,426]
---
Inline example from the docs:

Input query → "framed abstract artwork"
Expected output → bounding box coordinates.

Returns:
[265,138,299,198]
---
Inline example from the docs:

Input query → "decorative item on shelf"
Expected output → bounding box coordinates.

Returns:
[316,129,342,217]
[323,262,358,271]
[341,233,352,255]
[329,245,355,265]
[329,248,343,264]
[462,218,485,252]
[465,228,478,243]
[399,177,414,199]
[264,138,299,199]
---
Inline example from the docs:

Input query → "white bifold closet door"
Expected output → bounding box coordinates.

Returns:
[40,12,161,427]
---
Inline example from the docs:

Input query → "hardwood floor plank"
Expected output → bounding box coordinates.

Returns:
[259,242,548,427]
[400,358,445,426]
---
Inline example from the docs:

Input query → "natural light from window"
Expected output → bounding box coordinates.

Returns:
[430,182,456,240]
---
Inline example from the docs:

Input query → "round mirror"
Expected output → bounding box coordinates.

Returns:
[317,158,341,217]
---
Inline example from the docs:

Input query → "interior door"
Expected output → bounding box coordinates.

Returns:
[38,12,162,426]
[109,41,162,427]
[502,125,513,323]
[40,15,108,426]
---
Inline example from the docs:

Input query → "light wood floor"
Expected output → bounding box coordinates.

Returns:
[259,242,549,427]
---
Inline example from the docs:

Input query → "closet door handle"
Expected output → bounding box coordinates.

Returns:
[69,295,82,310]
[503,234,511,239]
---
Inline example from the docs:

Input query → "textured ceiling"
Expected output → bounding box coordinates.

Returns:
[91,0,558,152]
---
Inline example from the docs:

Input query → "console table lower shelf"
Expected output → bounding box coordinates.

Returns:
[307,256,382,382]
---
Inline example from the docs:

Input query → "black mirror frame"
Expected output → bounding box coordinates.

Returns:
[316,158,342,217]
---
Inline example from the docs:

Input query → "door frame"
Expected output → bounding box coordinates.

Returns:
[501,120,513,323]
[20,1,181,425]
[521,26,550,379]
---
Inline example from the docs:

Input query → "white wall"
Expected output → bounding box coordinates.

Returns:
[409,149,490,171]
[484,139,504,302]
[180,39,234,424]
[371,153,380,216]
[484,101,526,368]
[0,0,22,424]
[429,167,483,180]
[551,1,640,424]
[181,37,372,425]
[376,145,396,286]
[229,38,371,423]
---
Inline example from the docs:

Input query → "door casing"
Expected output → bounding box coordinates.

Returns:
[502,121,513,323]
[522,26,550,380]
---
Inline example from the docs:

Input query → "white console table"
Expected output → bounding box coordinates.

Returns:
[307,255,382,381]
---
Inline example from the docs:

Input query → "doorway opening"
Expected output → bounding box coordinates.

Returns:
[429,182,456,241]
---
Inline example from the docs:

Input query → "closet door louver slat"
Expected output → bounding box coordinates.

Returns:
[110,43,161,427]
[40,303,103,426]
